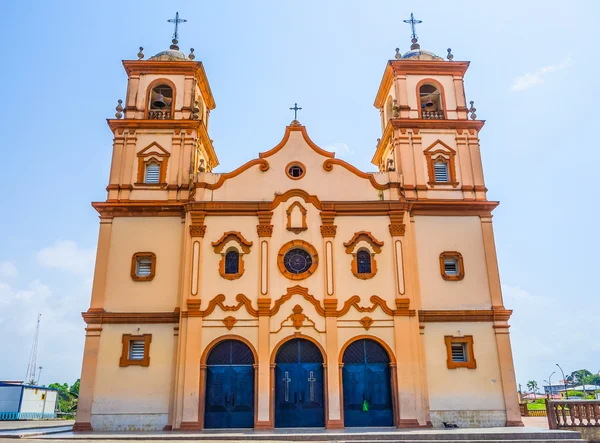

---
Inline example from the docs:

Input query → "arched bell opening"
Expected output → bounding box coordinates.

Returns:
[418,81,445,119]
[273,338,325,428]
[204,339,255,428]
[341,338,395,427]
[147,82,174,119]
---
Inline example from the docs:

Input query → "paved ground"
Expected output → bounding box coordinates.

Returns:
[0,420,74,431]
[522,417,550,429]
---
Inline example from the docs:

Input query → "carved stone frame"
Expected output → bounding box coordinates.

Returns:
[135,142,170,187]
[343,231,383,280]
[212,232,253,281]
[444,335,476,369]
[119,334,152,367]
[131,252,156,282]
[286,201,308,234]
[424,140,459,188]
[439,251,465,281]
[277,240,319,281]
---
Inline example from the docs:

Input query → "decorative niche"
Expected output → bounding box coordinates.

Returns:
[211,232,253,280]
[343,231,384,280]
[286,201,308,234]
[135,142,170,186]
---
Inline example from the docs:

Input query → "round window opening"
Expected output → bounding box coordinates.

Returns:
[283,248,313,274]
[286,162,305,179]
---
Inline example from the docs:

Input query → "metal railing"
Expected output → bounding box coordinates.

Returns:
[421,110,445,119]
[547,400,600,428]
[0,411,57,420]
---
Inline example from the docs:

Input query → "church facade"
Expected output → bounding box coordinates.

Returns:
[74,27,522,432]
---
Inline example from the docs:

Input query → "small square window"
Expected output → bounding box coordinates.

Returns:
[445,336,476,369]
[129,340,145,360]
[439,252,464,281]
[451,342,467,362]
[444,258,459,275]
[120,334,151,367]
[131,252,156,281]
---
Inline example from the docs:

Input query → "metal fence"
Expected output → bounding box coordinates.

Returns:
[0,412,57,420]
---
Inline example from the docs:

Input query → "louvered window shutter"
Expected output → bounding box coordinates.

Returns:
[136,257,152,277]
[444,258,458,275]
[451,342,467,362]
[145,163,160,183]
[129,340,145,360]
[434,161,449,182]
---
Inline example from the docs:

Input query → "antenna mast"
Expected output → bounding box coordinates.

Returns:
[25,314,41,385]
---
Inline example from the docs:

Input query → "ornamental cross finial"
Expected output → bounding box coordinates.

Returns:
[403,13,422,40]
[289,102,302,120]
[168,12,187,42]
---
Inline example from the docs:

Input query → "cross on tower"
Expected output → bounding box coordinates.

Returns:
[168,12,187,42]
[403,12,422,40]
[289,103,302,120]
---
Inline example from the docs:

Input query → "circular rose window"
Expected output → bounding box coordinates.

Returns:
[277,240,318,280]
[284,248,312,274]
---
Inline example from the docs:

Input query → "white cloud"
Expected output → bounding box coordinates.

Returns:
[37,241,96,276]
[324,142,353,155]
[511,58,572,92]
[0,261,18,278]
[503,283,600,388]
[0,277,88,385]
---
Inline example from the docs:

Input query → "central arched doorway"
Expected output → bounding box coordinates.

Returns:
[204,339,255,428]
[342,338,394,427]
[274,338,325,427]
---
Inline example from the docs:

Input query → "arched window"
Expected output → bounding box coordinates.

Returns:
[433,159,449,183]
[356,250,372,274]
[148,84,173,119]
[419,84,444,119]
[144,161,160,184]
[224,250,239,275]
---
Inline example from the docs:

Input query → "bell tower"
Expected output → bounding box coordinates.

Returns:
[106,13,218,203]
[372,14,485,201]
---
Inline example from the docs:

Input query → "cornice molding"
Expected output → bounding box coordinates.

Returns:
[259,125,335,159]
[92,199,497,218]
[82,310,179,324]
[419,308,512,323]
[122,60,215,110]
[196,159,269,190]
[374,60,470,108]
[322,159,400,191]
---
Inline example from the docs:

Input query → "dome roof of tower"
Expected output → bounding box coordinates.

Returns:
[148,48,189,61]
[400,48,444,61]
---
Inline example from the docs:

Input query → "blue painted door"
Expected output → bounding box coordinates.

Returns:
[204,340,255,428]
[275,339,325,427]
[342,339,393,427]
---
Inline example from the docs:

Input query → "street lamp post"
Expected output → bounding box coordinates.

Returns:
[548,371,555,397]
[557,364,567,400]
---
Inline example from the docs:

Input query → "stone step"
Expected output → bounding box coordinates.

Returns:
[17,428,583,442]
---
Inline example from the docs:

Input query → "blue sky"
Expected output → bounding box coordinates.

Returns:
[0,0,597,390]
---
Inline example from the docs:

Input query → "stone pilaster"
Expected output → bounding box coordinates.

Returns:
[73,327,102,432]
[255,210,273,429]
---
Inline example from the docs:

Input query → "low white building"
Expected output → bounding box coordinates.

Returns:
[0,382,58,420]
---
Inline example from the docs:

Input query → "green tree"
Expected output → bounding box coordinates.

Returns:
[527,380,539,394]
[69,379,80,396]
[48,380,78,414]
[570,369,592,386]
